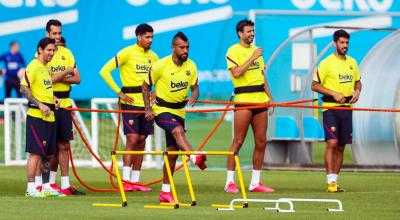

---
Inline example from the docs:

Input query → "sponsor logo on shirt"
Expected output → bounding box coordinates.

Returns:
[44,79,52,89]
[170,81,188,92]
[338,74,353,84]
[136,64,151,73]
[51,66,66,73]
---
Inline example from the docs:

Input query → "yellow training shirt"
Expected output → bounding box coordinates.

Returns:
[20,59,55,122]
[100,44,159,107]
[45,46,76,108]
[226,43,269,103]
[314,54,361,108]
[145,55,198,119]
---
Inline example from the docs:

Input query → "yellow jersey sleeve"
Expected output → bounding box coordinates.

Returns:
[99,56,120,93]
[21,67,34,88]
[226,46,239,70]
[148,61,162,86]
[353,61,361,81]
[65,48,76,68]
[190,63,198,86]
[315,60,328,83]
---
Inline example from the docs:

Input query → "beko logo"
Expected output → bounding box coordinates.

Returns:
[126,0,228,6]
[0,0,78,8]
[291,0,393,12]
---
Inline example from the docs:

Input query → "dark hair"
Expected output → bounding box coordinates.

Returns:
[135,23,153,36]
[236,19,254,37]
[37,37,55,54]
[172,31,188,45]
[46,19,62,32]
[333,29,350,42]
[9,41,18,47]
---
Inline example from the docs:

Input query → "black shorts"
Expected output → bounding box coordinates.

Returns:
[235,104,268,115]
[54,108,73,142]
[26,116,56,156]
[323,109,353,145]
[121,104,154,136]
[155,112,185,147]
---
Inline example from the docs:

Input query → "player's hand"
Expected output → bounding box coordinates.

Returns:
[332,92,345,104]
[145,107,155,121]
[38,103,51,117]
[118,91,134,104]
[349,90,360,104]
[187,97,197,107]
[54,97,60,109]
[252,48,263,60]
[267,100,274,115]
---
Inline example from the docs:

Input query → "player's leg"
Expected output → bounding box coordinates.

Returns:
[159,144,179,203]
[129,109,154,191]
[225,109,252,193]
[249,110,274,192]
[323,110,342,192]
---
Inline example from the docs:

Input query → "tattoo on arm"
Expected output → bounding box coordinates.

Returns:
[142,82,151,110]
[20,85,40,105]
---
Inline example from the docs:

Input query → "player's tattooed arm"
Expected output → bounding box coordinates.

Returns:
[20,85,40,106]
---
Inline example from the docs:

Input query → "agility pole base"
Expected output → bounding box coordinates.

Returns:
[216,198,343,212]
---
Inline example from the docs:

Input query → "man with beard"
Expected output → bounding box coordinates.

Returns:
[21,37,62,197]
[224,19,275,194]
[142,32,207,203]
[100,23,158,192]
[311,29,362,192]
[39,19,84,195]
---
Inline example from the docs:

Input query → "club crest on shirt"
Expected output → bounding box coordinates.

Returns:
[148,59,151,64]
[186,70,190,76]
[349,65,353,70]
[61,56,65,60]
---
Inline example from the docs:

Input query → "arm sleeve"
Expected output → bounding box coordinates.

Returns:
[190,63,198,86]
[314,61,327,84]
[354,61,361,81]
[145,62,161,86]
[20,67,34,88]
[226,47,239,70]
[99,56,120,93]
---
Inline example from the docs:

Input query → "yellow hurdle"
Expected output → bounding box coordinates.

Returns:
[163,153,180,207]
[115,150,164,155]
[181,154,197,206]
[160,202,192,207]
[211,204,244,209]
[92,203,123,208]
[235,154,248,208]
[144,205,176,209]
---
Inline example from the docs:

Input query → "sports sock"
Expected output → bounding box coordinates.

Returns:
[250,170,261,187]
[49,171,57,184]
[27,182,36,192]
[161,184,171,192]
[122,166,131,181]
[226,170,235,186]
[61,176,70,189]
[131,170,140,183]
[34,176,42,188]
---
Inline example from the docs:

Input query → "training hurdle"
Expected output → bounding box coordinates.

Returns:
[93,150,248,209]
[218,197,343,212]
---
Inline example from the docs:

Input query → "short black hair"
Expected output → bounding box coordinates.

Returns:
[135,23,153,36]
[9,41,18,47]
[333,29,350,42]
[236,19,254,37]
[46,19,62,32]
[172,31,188,45]
[37,37,55,54]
